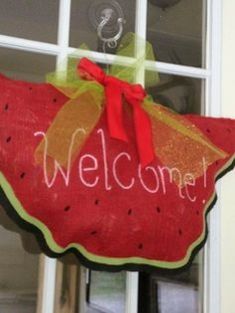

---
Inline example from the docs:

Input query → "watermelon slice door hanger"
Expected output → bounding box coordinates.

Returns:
[0,56,235,272]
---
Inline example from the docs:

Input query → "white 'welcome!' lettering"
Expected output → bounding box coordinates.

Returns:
[34,128,207,203]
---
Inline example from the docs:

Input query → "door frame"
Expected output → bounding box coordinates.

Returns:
[0,0,222,312]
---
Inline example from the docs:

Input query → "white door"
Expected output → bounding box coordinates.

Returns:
[0,0,221,312]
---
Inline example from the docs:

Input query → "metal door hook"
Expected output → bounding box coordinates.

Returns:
[97,9,125,49]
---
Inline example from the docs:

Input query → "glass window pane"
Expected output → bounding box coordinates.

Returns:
[147,0,206,68]
[138,254,203,313]
[87,271,126,313]
[54,260,127,313]
[0,48,56,82]
[70,0,136,54]
[146,73,202,114]
[0,0,59,43]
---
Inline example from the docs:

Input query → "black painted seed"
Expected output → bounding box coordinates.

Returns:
[29,86,32,91]
[6,136,11,143]
[138,243,143,249]
[178,229,182,236]
[206,128,210,133]
[53,98,57,103]
[156,206,161,213]
[64,205,71,212]
[128,209,132,215]
[91,231,97,235]
[20,172,26,179]
[95,199,99,205]
[4,103,8,111]
[196,210,199,215]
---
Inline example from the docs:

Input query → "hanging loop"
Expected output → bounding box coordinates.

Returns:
[97,10,125,49]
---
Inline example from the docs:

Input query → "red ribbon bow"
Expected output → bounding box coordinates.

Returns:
[78,57,154,167]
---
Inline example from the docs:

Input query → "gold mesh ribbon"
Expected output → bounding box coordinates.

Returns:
[143,101,227,185]
[35,63,104,169]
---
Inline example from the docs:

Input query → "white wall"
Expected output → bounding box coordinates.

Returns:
[221,1,235,311]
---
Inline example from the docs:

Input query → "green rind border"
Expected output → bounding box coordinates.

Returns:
[0,154,234,271]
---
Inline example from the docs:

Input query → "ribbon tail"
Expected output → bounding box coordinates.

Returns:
[133,101,155,166]
[35,92,103,171]
[105,84,128,142]
[142,100,228,186]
